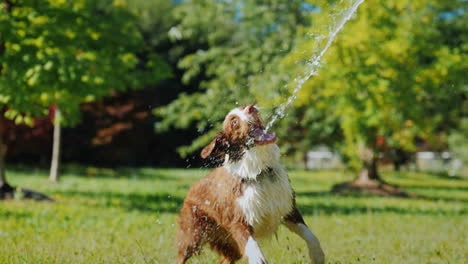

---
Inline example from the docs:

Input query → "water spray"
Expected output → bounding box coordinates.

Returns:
[265,0,365,130]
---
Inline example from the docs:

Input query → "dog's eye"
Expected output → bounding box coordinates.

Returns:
[231,119,238,126]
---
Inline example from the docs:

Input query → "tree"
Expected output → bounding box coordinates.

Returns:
[49,106,60,182]
[290,0,467,194]
[0,115,11,197]
[156,0,466,189]
[156,0,313,157]
[448,118,468,176]
[0,0,169,195]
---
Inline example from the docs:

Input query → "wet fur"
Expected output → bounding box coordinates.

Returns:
[175,106,324,264]
[227,144,294,239]
[176,167,247,263]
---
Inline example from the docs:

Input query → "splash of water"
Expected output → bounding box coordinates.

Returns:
[265,0,365,130]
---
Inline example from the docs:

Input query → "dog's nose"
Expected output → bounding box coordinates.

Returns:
[245,104,257,114]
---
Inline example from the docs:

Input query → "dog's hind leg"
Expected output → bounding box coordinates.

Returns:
[283,208,325,264]
[175,205,207,264]
[213,242,241,264]
[228,222,267,264]
[175,225,203,264]
[209,231,242,264]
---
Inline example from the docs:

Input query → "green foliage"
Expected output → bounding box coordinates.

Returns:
[0,0,170,125]
[1,168,467,263]
[155,0,466,173]
[449,118,468,164]
[127,0,175,47]
[291,0,467,171]
[156,0,311,157]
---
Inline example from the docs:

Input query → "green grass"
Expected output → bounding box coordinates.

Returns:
[1,168,467,264]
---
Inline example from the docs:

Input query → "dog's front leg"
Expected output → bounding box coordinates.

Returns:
[284,208,324,264]
[244,236,267,264]
[230,222,267,264]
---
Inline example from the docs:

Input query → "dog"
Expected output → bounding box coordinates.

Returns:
[175,105,324,264]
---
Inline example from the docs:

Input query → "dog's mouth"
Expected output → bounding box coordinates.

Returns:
[252,127,277,146]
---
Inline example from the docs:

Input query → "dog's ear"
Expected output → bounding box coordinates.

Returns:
[201,132,226,159]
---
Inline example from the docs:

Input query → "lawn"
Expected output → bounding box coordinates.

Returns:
[1,168,467,264]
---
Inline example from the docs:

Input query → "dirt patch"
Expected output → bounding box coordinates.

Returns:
[331,178,416,198]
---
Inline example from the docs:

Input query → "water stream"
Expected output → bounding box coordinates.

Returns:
[265,0,365,130]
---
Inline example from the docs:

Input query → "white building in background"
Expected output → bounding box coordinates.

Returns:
[416,151,464,176]
[306,145,342,170]
[305,146,465,176]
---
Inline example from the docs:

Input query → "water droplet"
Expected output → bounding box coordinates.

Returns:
[266,0,364,128]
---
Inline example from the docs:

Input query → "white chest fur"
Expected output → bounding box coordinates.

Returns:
[224,145,294,239]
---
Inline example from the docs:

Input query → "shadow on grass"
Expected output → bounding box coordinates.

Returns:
[298,186,468,203]
[296,191,467,216]
[297,202,466,216]
[54,190,184,213]
[387,170,467,182]
[50,187,467,216]
[402,185,468,192]
[425,171,467,181]
[0,210,33,219]
[65,168,178,180]
[9,164,177,180]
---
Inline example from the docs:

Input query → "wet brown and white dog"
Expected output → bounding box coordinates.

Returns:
[175,105,324,264]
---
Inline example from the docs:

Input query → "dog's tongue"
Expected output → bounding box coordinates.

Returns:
[253,128,277,145]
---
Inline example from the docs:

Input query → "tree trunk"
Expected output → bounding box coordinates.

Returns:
[356,154,381,183]
[0,118,13,198]
[0,0,15,198]
[49,108,61,183]
[331,143,414,197]
[0,136,7,187]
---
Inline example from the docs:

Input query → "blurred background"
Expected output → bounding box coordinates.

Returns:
[0,0,467,263]
[0,0,466,179]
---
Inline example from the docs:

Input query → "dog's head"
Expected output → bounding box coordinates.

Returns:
[201,105,276,163]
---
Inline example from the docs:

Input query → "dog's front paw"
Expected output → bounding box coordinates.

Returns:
[248,253,268,264]
[311,247,325,264]
[245,237,268,264]
[247,257,267,264]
